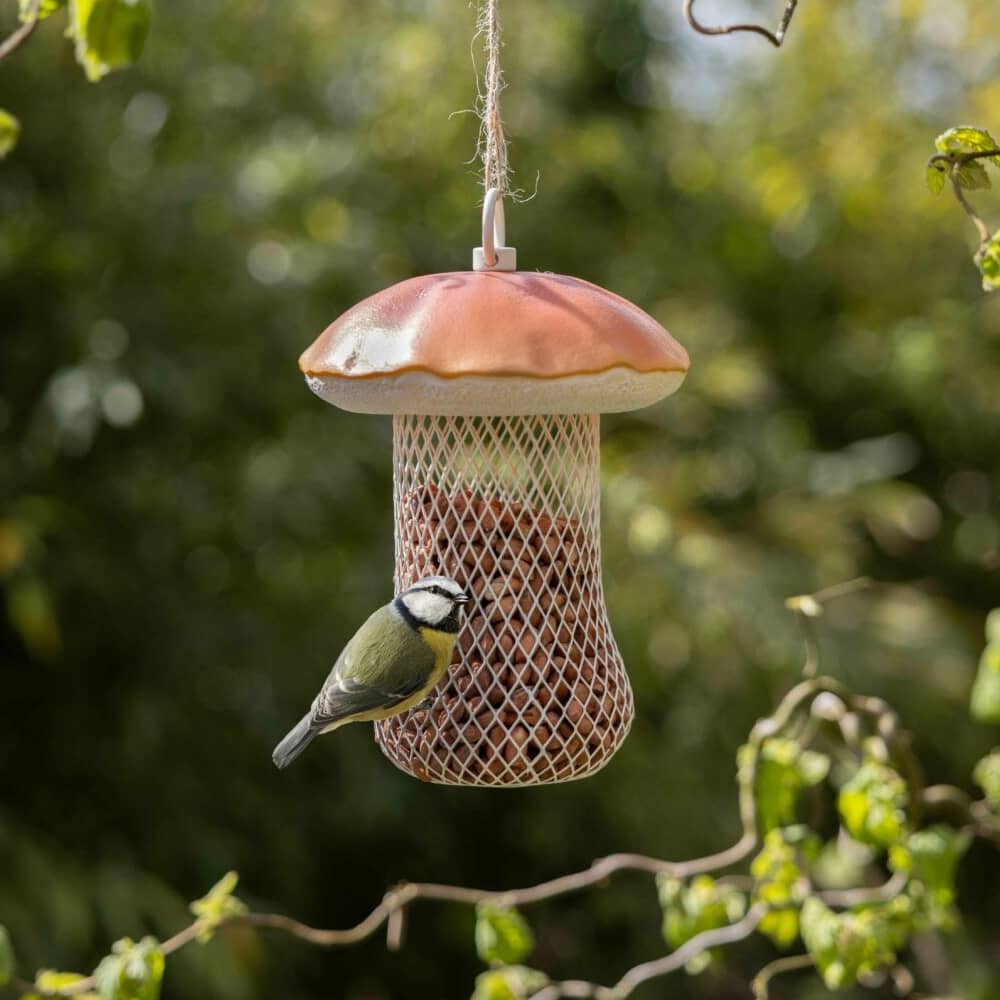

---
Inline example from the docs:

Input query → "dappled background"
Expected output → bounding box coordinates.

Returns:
[2,0,999,996]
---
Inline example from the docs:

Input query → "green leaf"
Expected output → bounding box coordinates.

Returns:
[971,644,1000,721]
[656,873,746,973]
[93,938,163,1000]
[744,738,831,834]
[750,826,820,948]
[800,897,910,991]
[475,905,534,967]
[24,971,100,1000]
[19,0,68,21]
[837,761,908,849]
[986,609,1000,646]
[973,750,1000,809]
[935,126,1000,167]
[974,231,1000,294]
[926,162,947,194]
[470,966,548,1000]
[956,160,991,191]
[189,871,247,942]
[0,110,20,160]
[6,575,62,657]
[0,926,14,987]
[798,750,831,786]
[68,0,151,83]
[889,826,970,932]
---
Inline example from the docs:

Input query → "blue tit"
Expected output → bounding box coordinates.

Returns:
[272,575,469,769]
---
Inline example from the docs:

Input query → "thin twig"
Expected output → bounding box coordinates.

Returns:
[820,869,908,909]
[927,149,1000,248]
[785,577,873,678]
[683,0,800,48]
[530,907,767,1000]
[12,580,995,1000]
[611,905,765,997]
[922,786,1000,845]
[752,953,815,999]
[950,163,991,245]
[0,0,40,63]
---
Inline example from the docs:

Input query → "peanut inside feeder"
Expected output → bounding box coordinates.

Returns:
[299,249,688,786]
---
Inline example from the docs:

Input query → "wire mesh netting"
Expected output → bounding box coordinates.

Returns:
[375,413,634,786]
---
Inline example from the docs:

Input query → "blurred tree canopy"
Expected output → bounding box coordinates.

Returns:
[1,0,999,997]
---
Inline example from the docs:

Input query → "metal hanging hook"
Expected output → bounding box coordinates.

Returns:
[473,187,517,272]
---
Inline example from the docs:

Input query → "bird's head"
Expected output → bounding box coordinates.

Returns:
[397,576,469,633]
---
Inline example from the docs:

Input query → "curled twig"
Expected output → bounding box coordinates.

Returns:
[927,148,1000,248]
[683,0,800,48]
[752,953,815,999]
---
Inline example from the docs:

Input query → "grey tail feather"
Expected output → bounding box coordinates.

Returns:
[272,714,317,770]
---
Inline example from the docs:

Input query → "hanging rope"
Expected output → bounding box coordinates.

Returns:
[478,0,509,198]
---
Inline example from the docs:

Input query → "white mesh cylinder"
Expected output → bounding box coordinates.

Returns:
[375,413,634,786]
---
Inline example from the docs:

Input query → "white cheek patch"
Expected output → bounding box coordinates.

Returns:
[404,590,450,625]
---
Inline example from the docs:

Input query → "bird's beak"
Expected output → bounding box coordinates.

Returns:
[455,592,470,605]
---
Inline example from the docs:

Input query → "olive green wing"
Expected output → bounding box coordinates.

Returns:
[310,605,436,728]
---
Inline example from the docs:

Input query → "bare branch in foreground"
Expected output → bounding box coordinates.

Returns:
[530,907,766,1000]
[6,579,997,1000]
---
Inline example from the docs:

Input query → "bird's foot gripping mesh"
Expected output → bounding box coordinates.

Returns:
[375,413,634,787]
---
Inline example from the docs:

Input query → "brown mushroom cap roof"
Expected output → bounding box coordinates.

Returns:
[299,271,689,381]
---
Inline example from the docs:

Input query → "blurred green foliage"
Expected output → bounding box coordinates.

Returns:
[657,872,746,973]
[1,0,1000,997]
[751,826,820,950]
[475,905,534,969]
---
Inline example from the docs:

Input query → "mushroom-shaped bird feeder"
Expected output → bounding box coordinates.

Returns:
[300,195,689,786]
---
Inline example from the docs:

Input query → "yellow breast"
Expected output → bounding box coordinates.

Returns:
[418,626,458,679]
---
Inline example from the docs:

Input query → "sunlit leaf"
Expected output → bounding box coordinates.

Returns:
[475,905,534,967]
[800,897,909,991]
[743,738,830,833]
[750,826,819,948]
[838,761,908,849]
[889,826,970,932]
[470,966,548,1000]
[19,0,67,21]
[926,162,947,194]
[970,644,1000,721]
[956,160,991,191]
[656,873,746,973]
[189,871,247,942]
[935,126,1000,167]
[68,0,151,83]
[0,110,20,160]
[24,970,100,1000]
[986,609,1000,647]
[974,231,1000,294]
[93,937,163,1000]
[973,750,1000,809]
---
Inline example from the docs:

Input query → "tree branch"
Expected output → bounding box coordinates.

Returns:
[529,906,767,1000]
[683,0,800,48]
[819,869,908,909]
[927,149,1000,248]
[0,0,40,64]
[7,580,997,1000]
[752,953,815,999]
